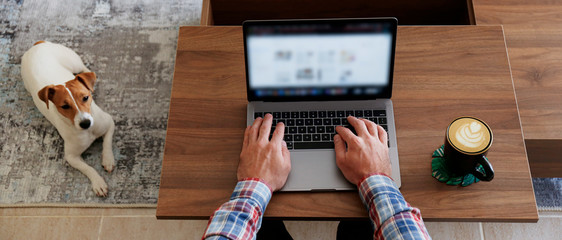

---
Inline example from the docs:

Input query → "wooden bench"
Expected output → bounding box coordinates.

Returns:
[473,0,562,177]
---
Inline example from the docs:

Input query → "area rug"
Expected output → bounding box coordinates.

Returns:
[0,0,201,206]
[532,178,562,211]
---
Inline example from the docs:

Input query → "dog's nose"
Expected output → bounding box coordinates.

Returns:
[79,120,91,129]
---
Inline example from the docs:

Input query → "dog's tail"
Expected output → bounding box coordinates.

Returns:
[33,40,46,46]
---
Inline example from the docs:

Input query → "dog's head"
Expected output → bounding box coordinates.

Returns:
[38,72,96,130]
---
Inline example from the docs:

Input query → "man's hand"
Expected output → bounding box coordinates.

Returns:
[334,116,392,185]
[238,114,291,191]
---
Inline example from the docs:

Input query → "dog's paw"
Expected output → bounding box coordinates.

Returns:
[91,177,109,197]
[102,152,115,173]
[103,163,115,173]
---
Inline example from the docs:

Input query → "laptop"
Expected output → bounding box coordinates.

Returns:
[243,18,401,191]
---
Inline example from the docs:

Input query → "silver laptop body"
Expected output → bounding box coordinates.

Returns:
[243,18,401,191]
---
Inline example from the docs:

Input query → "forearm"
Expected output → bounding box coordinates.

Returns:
[358,174,431,240]
[203,179,272,240]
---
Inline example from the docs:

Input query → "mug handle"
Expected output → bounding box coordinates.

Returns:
[471,156,494,181]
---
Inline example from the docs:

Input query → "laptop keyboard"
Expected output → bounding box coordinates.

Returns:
[254,110,388,150]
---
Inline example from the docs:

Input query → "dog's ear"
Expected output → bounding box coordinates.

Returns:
[37,85,56,109]
[75,72,96,92]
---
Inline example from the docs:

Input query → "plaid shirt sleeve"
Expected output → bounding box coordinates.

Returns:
[358,174,432,240]
[202,178,272,240]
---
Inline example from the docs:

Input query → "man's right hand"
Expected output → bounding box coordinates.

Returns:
[334,116,392,185]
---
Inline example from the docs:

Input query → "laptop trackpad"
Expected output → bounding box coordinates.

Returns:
[280,150,356,192]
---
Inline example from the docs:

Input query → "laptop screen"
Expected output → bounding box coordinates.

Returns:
[243,18,397,102]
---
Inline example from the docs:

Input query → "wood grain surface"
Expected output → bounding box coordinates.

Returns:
[526,139,562,178]
[473,0,562,177]
[156,26,538,222]
[200,0,213,26]
[473,0,562,140]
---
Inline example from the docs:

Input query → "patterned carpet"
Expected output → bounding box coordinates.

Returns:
[533,178,562,211]
[0,0,201,205]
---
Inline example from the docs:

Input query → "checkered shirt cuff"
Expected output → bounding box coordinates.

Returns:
[230,178,273,212]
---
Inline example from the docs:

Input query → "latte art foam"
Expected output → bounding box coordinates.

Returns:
[455,122,486,148]
[448,117,491,153]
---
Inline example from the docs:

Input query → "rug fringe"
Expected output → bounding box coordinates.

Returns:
[538,206,562,212]
[0,203,156,208]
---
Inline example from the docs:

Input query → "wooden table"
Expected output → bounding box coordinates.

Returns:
[156,26,538,222]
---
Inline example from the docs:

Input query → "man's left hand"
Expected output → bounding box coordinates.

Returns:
[238,114,291,191]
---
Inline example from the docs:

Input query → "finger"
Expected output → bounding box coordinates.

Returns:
[348,116,369,137]
[361,119,378,137]
[249,117,263,143]
[377,125,388,145]
[271,122,285,144]
[282,141,291,161]
[333,134,347,162]
[336,125,356,142]
[258,114,273,142]
[242,125,251,148]
[281,141,291,175]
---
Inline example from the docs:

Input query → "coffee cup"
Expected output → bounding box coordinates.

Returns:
[443,116,494,181]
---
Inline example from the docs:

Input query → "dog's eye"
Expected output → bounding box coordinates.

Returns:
[61,105,70,109]
[83,96,89,102]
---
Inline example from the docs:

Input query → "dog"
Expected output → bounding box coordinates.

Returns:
[21,41,115,197]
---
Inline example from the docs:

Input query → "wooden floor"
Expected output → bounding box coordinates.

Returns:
[473,0,562,177]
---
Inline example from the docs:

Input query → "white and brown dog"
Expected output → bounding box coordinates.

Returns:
[21,41,115,197]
